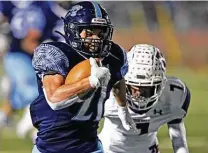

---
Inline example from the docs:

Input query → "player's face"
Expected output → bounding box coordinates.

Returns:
[79,26,105,52]
[127,85,156,101]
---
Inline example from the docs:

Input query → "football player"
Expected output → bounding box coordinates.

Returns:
[15,1,70,141]
[31,1,136,153]
[99,44,190,153]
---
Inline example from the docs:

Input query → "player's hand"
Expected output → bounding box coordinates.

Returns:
[117,105,139,132]
[89,57,111,88]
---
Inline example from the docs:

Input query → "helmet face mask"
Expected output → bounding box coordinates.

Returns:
[126,81,165,111]
[75,25,112,55]
[125,44,167,113]
[62,1,114,58]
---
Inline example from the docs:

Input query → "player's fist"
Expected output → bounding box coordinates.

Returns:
[89,58,111,88]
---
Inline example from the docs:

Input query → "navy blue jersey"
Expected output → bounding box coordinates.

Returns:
[31,41,127,153]
[0,1,66,57]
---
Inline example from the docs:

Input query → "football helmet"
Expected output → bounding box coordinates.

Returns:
[125,44,167,113]
[62,1,113,58]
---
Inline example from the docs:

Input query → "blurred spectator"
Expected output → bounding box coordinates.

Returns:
[0,1,44,128]
[182,1,208,29]
[141,1,159,31]
[0,1,70,141]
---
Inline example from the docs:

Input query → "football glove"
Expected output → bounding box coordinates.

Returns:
[89,57,111,88]
[117,105,139,132]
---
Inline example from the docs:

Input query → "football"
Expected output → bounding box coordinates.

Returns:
[65,59,91,85]
[65,59,94,100]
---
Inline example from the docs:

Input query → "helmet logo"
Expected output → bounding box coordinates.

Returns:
[69,5,83,17]
[91,18,107,24]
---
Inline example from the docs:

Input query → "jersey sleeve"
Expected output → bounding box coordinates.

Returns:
[166,77,191,124]
[32,43,69,79]
[181,85,191,115]
[168,85,191,124]
[120,47,128,77]
[167,122,189,152]
[108,43,128,82]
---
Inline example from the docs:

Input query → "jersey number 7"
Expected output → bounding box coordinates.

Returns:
[136,122,150,135]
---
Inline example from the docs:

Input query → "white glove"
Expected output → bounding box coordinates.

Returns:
[117,105,139,132]
[89,57,111,88]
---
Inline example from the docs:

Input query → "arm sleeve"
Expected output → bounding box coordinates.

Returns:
[32,43,69,79]
[167,122,189,153]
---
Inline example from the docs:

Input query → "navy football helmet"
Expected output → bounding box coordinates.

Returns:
[62,1,114,58]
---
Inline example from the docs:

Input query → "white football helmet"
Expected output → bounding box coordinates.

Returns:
[125,44,166,113]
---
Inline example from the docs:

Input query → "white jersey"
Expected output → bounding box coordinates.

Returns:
[99,76,190,153]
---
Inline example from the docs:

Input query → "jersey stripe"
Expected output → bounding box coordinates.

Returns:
[181,85,191,114]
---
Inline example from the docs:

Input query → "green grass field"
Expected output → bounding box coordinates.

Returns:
[0,68,208,153]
